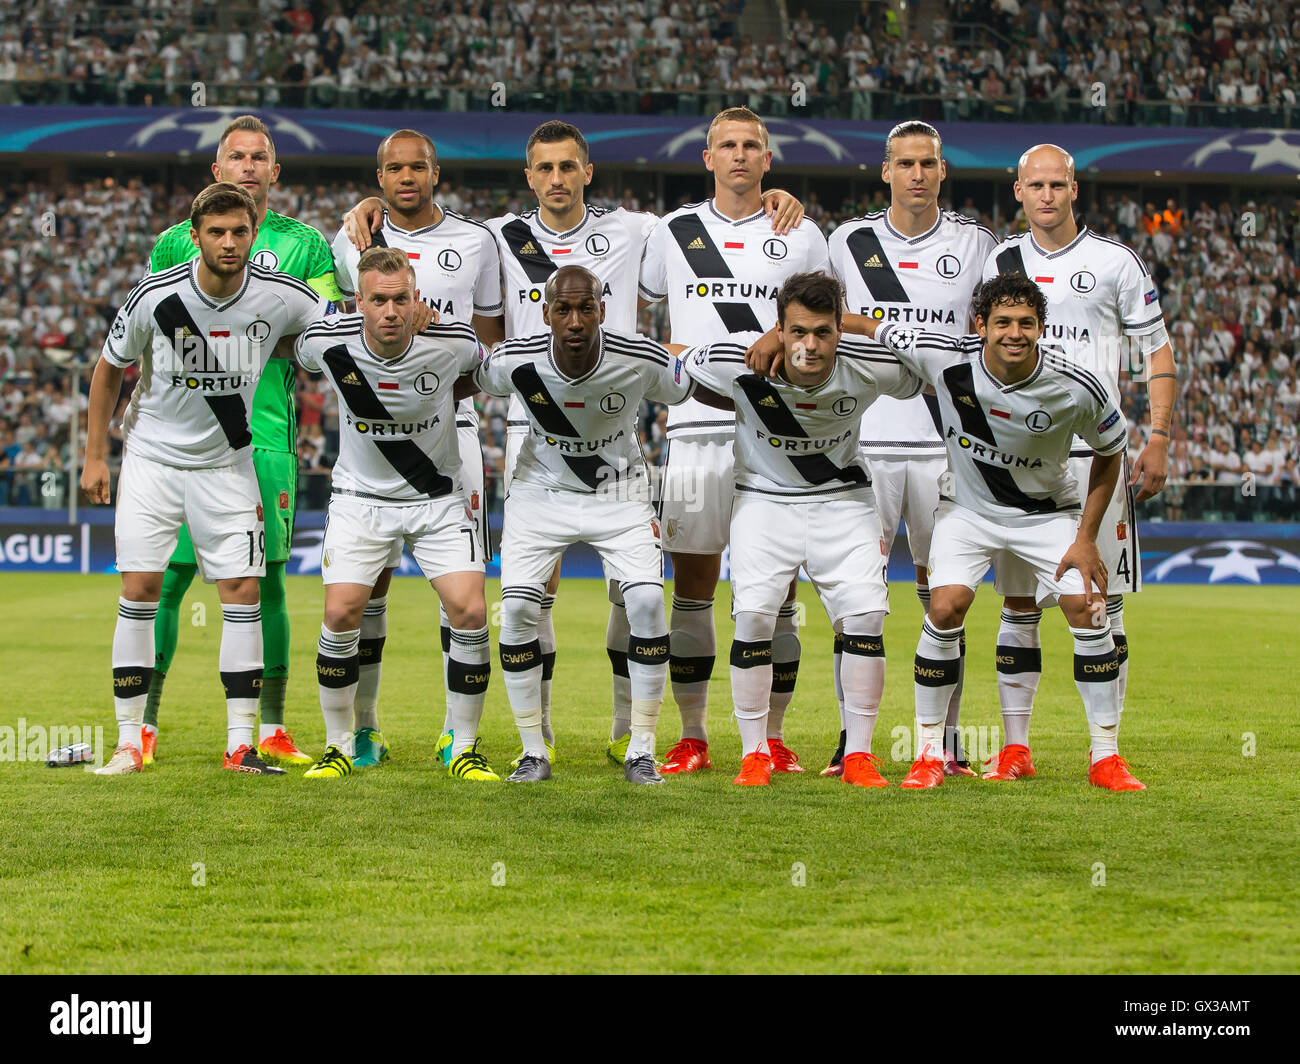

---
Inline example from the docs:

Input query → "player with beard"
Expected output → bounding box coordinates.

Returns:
[330,129,504,769]
[343,120,803,768]
[979,144,1175,782]
[83,183,332,776]
[142,115,343,770]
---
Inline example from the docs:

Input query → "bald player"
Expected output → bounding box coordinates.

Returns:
[979,144,1175,781]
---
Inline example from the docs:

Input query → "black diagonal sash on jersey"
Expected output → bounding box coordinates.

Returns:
[322,345,453,498]
[667,215,764,334]
[152,293,252,450]
[941,362,1057,514]
[737,375,868,487]
[995,245,1028,277]
[941,363,997,445]
[844,227,910,303]
[510,363,619,490]
[501,219,557,283]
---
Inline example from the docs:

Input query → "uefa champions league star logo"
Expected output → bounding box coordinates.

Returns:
[127,109,324,151]
[1149,540,1300,584]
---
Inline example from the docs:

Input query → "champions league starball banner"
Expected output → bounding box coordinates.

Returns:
[6,106,1300,176]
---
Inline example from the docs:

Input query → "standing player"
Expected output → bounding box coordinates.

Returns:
[143,115,344,768]
[639,106,829,775]
[472,266,730,784]
[293,248,495,781]
[82,183,332,775]
[679,272,923,786]
[821,120,996,778]
[980,144,1176,780]
[862,275,1144,790]
[330,129,504,769]
[345,119,803,766]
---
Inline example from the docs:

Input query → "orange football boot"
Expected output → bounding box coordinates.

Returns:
[900,752,945,789]
[982,744,1036,781]
[733,750,773,786]
[841,751,890,788]
[141,726,157,766]
[767,737,804,773]
[942,750,976,777]
[660,738,711,774]
[257,727,313,766]
[1089,754,1146,791]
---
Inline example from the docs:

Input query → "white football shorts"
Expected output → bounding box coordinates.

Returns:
[115,450,264,580]
[929,500,1091,607]
[658,434,735,556]
[501,481,663,587]
[994,452,1140,597]
[322,493,483,586]
[729,493,889,626]
[866,454,946,567]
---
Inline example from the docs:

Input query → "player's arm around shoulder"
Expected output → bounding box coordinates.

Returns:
[300,226,346,304]
[838,335,924,400]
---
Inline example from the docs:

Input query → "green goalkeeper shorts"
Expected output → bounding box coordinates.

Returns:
[167,450,298,568]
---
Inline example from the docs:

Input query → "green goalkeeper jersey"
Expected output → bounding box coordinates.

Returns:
[148,209,344,453]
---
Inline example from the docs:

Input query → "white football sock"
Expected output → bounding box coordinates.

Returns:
[317,624,359,756]
[997,607,1042,748]
[446,626,491,758]
[537,595,556,744]
[1107,596,1129,714]
[624,583,669,762]
[500,587,546,756]
[356,595,387,732]
[112,598,156,752]
[914,618,962,759]
[1071,625,1121,762]
[768,600,800,739]
[731,612,774,756]
[220,603,263,755]
[669,595,714,742]
[606,594,632,741]
[840,614,886,756]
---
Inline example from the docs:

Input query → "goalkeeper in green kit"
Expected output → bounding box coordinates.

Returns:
[142,115,343,765]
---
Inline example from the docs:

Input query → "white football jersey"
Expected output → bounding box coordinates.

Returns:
[877,323,1128,522]
[981,226,1167,395]
[103,260,328,468]
[474,327,693,495]
[294,315,482,504]
[639,200,830,439]
[332,205,501,431]
[829,209,996,458]
[487,204,654,432]
[684,332,922,502]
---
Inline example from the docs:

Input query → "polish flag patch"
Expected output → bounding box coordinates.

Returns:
[564,401,584,408]
[795,402,817,410]
[898,262,919,269]
[377,380,399,391]
[724,241,744,249]
[405,251,420,260]
[553,247,572,255]
[209,327,230,338]
[990,408,1011,419]
[1034,275,1054,283]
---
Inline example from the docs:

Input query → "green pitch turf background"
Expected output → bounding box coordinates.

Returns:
[2,573,1296,974]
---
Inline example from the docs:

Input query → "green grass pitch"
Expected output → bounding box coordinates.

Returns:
[2,572,1296,973]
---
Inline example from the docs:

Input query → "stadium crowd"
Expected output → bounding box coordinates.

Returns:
[1,174,1296,517]
[0,0,1297,125]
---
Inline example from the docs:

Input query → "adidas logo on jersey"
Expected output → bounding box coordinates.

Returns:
[528,391,548,405]
[520,240,539,255]
[958,394,975,407]
[341,371,362,386]
[759,395,779,408]
[863,254,883,268]
[687,237,706,250]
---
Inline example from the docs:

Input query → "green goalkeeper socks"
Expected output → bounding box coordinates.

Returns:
[258,562,290,726]
[145,562,197,727]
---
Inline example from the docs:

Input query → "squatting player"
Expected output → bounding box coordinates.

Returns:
[821,120,996,777]
[980,144,1175,781]
[680,272,922,786]
[639,106,829,776]
[862,274,1145,791]
[330,128,504,769]
[471,265,730,784]
[82,183,331,776]
[293,248,495,781]
[143,114,343,767]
